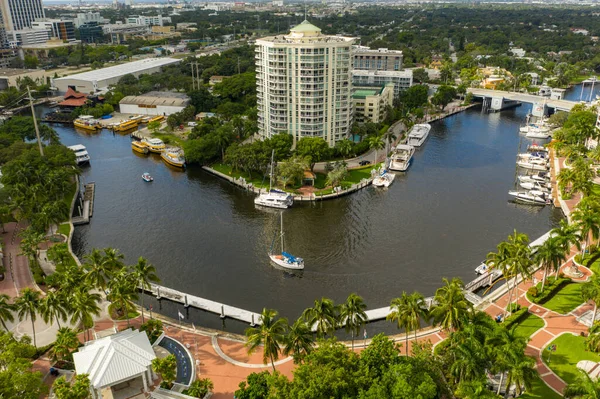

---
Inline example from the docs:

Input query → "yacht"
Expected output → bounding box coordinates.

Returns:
[74,115,102,132]
[161,148,186,168]
[68,144,91,165]
[388,144,415,172]
[528,144,548,153]
[372,169,395,187]
[131,140,149,154]
[518,175,551,188]
[269,212,304,270]
[516,160,549,171]
[142,138,166,153]
[508,190,550,206]
[519,180,551,192]
[407,124,432,147]
[526,129,551,139]
[255,150,294,209]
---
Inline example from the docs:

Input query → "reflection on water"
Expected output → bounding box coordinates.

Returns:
[37,90,575,334]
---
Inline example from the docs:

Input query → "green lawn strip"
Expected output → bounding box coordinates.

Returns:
[210,163,271,189]
[519,374,562,399]
[547,334,600,385]
[57,223,71,237]
[540,283,584,315]
[511,313,545,341]
[62,182,77,215]
[151,132,185,147]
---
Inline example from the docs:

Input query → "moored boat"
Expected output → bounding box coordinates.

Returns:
[132,140,149,154]
[508,190,550,206]
[68,144,91,165]
[525,128,551,139]
[111,119,139,132]
[407,124,432,147]
[372,169,395,187]
[74,115,102,132]
[161,147,186,168]
[388,144,415,172]
[528,144,548,153]
[269,212,304,270]
[255,150,293,209]
[142,138,166,153]
[142,173,153,182]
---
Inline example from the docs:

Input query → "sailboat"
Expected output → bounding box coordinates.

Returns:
[269,212,304,270]
[254,150,294,209]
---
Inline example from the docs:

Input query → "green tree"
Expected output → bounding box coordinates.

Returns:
[15,288,41,348]
[335,139,354,159]
[534,236,567,293]
[148,120,161,134]
[245,308,288,371]
[53,374,90,399]
[40,290,68,328]
[107,269,138,328]
[183,378,214,398]
[152,354,177,389]
[50,327,80,363]
[0,332,47,399]
[295,137,330,171]
[412,68,429,84]
[70,287,101,342]
[431,85,457,110]
[277,156,308,188]
[583,274,600,327]
[388,291,429,355]
[235,371,272,399]
[564,369,600,398]
[573,201,600,251]
[400,85,429,111]
[83,248,113,291]
[367,134,385,164]
[302,297,338,338]
[0,293,15,331]
[283,318,314,363]
[339,293,367,350]
[358,362,438,399]
[131,257,160,323]
[430,278,471,331]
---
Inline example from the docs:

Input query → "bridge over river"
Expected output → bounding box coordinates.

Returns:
[468,88,579,114]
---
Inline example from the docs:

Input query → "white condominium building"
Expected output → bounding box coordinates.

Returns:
[0,0,45,31]
[255,20,355,147]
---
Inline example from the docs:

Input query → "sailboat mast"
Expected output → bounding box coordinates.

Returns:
[280,211,284,253]
[269,149,274,192]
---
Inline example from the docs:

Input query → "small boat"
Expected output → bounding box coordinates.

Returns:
[518,152,547,160]
[522,171,550,183]
[516,155,548,171]
[142,138,166,153]
[67,144,91,165]
[475,262,489,275]
[161,148,186,168]
[388,144,415,172]
[519,180,551,192]
[111,119,139,132]
[526,129,551,139]
[407,124,432,147]
[131,140,149,154]
[140,116,152,123]
[528,144,548,153]
[74,115,102,132]
[269,212,304,270]
[518,175,551,187]
[148,115,165,124]
[372,169,395,187]
[142,173,153,182]
[508,190,550,206]
[255,150,293,209]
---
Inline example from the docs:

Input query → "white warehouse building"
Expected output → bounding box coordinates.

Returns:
[51,57,181,94]
[119,91,189,116]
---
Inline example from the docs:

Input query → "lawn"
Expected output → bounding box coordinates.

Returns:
[210,163,271,189]
[151,132,185,147]
[547,333,600,385]
[62,182,77,215]
[540,283,584,315]
[520,375,562,399]
[511,313,545,341]
[57,223,71,237]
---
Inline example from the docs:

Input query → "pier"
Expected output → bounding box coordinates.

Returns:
[72,182,95,225]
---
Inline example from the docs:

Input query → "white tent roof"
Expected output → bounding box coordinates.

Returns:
[73,329,156,389]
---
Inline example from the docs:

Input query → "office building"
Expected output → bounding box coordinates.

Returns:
[255,20,355,146]
[353,46,403,72]
[79,22,104,43]
[73,12,107,28]
[0,8,15,67]
[7,27,49,46]
[32,19,75,41]
[126,15,171,26]
[1,0,45,31]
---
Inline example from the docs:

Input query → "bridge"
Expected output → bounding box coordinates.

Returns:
[468,88,579,115]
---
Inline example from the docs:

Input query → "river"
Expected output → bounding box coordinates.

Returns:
[39,84,597,334]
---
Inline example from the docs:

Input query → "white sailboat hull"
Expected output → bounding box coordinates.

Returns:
[516,161,548,171]
[269,254,304,270]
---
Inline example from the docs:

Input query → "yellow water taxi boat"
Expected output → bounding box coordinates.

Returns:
[112,119,139,132]
[131,140,149,154]
[142,138,166,153]
[149,115,165,123]
[74,115,102,131]
[161,148,185,168]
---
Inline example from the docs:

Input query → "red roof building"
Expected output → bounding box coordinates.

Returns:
[58,87,89,108]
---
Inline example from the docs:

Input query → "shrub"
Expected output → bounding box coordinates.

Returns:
[140,319,163,344]
[527,286,538,297]
[503,307,529,330]
[527,277,572,304]
[507,302,521,313]
[183,378,214,398]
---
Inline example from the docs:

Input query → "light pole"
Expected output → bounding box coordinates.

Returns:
[27,86,44,157]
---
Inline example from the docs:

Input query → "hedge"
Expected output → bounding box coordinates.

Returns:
[526,276,572,305]
[503,307,529,330]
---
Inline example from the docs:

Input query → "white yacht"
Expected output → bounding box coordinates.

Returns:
[528,144,548,153]
[518,172,549,183]
[269,212,304,270]
[388,144,415,172]
[518,175,551,188]
[508,190,550,206]
[406,124,432,147]
[255,150,293,209]
[68,144,91,165]
[519,180,551,192]
[372,169,395,187]
[526,129,551,139]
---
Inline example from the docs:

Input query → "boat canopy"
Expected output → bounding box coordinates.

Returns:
[395,144,413,151]
[282,252,297,262]
[68,144,86,152]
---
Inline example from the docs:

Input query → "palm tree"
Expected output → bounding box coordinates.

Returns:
[132,257,160,323]
[586,322,600,352]
[339,293,367,350]
[107,269,139,327]
[83,248,112,291]
[552,220,582,272]
[367,134,385,164]
[15,288,41,348]
[50,327,80,362]
[504,352,536,396]
[583,274,600,327]
[430,278,471,331]
[245,308,288,371]
[102,247,125,272]
[573,204,600,251]
[0,293,15,331]
[534,236,568,293]
[40,290,68,328]
[388,292,428,355]
[455,379,502,399]
[302,297,338,338]
[283,318,314,363]
[383,129,397,153]
[564,370,600,398]
[70,287,101,342]
[490,325,529,394]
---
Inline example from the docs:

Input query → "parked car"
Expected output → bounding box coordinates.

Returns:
[359,160,371,166]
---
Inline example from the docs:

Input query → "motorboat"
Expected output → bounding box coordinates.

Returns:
[475,262,490,275]
[142,173,153,182]
[161,148,186,168]
[255,150,294,209]
[508,190,550,206]
[388,144,415,172]
[518,175,551,187]
[67,144,91,165]
[516,161,548,171]
[526,128,551,139]
[528,144,548,153]
[372,169,396,187]
[519,180,551,192]
[523,171,550,183]
[111,119,139,132]
[74,115,102,132]
[148,115,165,124]
[131,140,149,154]
[518,152,547,160]
[269,212,304,270]
[406,124,432,147]
[142,138,166,153]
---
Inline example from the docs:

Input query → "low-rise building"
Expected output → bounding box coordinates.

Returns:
[102,23,148,44]
[351,69,412,99]
[73,12,107,28]
[126,14,171,26]
[209,75,229,86]
[79,22,105,43]
[119,91,189,115]
[32,19,75,41]
[21,39,80,60]
[353,46,403,71]
[352,84,394,124]
[7,28,50,47]
[0,68,47,89]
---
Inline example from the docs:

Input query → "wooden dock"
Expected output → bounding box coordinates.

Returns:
[72,182,95,225]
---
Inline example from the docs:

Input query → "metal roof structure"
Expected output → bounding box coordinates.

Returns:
[120,91,190,107]
[53,58,181,84]
[73,329,156,389]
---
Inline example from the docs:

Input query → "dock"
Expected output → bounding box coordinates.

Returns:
[72,182,95,225]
